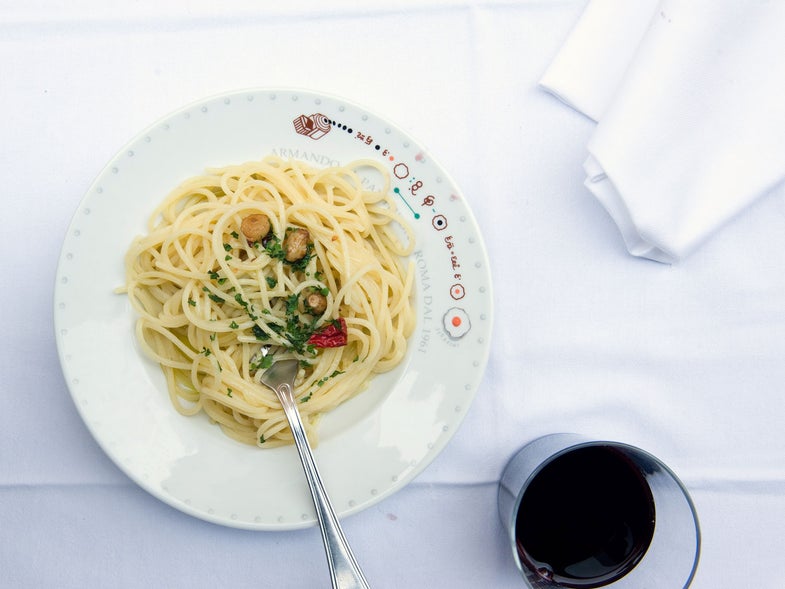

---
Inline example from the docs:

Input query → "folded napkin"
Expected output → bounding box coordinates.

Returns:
[541,0,785,263]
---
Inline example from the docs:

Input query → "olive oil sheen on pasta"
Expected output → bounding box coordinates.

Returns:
[514,446,655,587]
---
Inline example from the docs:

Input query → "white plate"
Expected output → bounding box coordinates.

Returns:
[54,88,493,530]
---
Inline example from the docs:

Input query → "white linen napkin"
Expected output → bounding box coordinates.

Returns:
[541,0,785,263]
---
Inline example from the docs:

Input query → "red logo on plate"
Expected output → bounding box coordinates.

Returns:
[293,113,331,140]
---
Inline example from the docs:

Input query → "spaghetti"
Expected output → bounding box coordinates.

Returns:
[121,156,416,447]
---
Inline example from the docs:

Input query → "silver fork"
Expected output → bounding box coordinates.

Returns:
[259,357,371,589]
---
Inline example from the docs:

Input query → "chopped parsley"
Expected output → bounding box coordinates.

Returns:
[208,271,228,285]
[250,352,274,373]
[187,298,197,307]
[281,314,318,354]
[264,234,285,259]
[252,324,270,341]
[285,293,300,315]
[235,293,248,308]
[316,369,344,387]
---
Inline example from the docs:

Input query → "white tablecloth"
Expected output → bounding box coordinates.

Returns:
[3,1,785,587]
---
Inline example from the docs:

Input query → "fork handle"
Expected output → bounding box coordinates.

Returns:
[276,383,371,589]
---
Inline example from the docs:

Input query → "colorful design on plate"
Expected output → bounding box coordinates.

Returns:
[443,307,471,339]
[292,113,331,139]
[292,105,476,345]
[449,284,466,301]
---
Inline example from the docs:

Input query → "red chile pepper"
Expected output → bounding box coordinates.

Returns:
[307,318,348,348]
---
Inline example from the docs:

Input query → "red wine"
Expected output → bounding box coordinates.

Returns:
[515,445,655,587]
